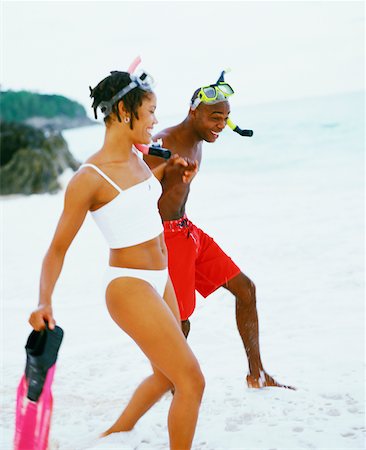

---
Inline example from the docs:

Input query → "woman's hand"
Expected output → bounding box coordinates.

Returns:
[182,159,198,184]
[169,154,199,184]
[29,304,56,331]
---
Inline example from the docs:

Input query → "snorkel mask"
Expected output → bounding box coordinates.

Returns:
[191,69,253,137]
[190,71,234,110]
[97,68,155,118]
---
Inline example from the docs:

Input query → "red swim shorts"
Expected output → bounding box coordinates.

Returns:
[163,216,241,320]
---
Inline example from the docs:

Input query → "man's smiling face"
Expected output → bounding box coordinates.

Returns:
[192,101,231,143]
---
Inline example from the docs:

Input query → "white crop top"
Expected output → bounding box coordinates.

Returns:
[80,163,163,249]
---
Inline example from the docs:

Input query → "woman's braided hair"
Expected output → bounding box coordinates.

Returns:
[89,71,150,129]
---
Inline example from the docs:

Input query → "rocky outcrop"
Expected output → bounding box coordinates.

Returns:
[0,122,80,195]
[0,90,94,196]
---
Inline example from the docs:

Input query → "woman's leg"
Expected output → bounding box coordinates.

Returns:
[103,276,205,450]
[101,365,173,436]
[102,277,184,435]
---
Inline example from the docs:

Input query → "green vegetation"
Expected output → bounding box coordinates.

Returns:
[0,90,87,123]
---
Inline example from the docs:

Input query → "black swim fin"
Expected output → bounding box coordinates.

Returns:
[24,324,64,402]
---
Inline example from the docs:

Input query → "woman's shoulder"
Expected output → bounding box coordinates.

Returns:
[67,160,103,196]
[75,151,109,180]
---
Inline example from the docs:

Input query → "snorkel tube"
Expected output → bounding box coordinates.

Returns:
[227,118,253,137]
[129,56,171,160]
[135,139,171,160]
[217,69,254,138]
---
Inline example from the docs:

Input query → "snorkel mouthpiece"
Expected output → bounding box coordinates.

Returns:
[146,144,172,159]
[227,118,253,137]
[135,141,172,160]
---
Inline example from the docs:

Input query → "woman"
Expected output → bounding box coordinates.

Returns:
[29,69,204,450]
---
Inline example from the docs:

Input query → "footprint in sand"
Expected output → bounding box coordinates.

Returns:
[225,419,239,432]
[225,413,254,431]
[341,432,355,438]
[320,393,343,400]
[345,394,357,405]
[326,408,341,416]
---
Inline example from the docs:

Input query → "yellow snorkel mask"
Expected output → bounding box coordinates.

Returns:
[190,80,234,110]
[191,69,253,137]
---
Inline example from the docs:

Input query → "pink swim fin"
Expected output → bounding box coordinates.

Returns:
[14,325,63,450]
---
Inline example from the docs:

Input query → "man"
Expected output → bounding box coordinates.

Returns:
[144,76,292,389]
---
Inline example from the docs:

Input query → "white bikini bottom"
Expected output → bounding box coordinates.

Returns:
[105,266,169,297]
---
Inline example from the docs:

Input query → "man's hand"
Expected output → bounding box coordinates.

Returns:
[246,371,296,390]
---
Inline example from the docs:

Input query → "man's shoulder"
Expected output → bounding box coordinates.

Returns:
[153,125,178,142]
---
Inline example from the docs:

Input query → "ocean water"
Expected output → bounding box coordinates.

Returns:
[210,91,364,169]
[65,90,364,179]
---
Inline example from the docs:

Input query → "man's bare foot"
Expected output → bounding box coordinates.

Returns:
[246,370,295,390]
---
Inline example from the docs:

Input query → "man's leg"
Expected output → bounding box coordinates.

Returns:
[170,220,294,389]
[224,273,262,377]
[163,222,198,325]
[225,272,294,389]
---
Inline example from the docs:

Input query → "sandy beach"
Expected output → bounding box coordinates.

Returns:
[1,92,364,449]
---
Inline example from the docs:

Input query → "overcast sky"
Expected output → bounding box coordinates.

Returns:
[2,1,365,118]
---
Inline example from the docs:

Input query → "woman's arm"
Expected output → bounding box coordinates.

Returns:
[151,161,168,181]
[29,172,96,331]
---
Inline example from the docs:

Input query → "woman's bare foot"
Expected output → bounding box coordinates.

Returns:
[99,427,118,438]
[99,429,112,438]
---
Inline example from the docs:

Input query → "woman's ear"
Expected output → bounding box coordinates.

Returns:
[117,100,129,121]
